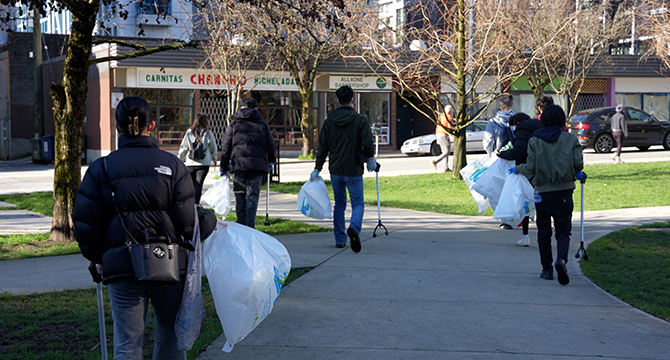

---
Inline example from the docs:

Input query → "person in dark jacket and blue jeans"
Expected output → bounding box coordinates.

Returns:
[74,96,196,359]
[511,104,584,285]
[311,86,376,252]
[219,98,276,228]
[498,112,542,247]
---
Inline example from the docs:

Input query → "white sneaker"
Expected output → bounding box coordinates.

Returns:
[516,235,530,247]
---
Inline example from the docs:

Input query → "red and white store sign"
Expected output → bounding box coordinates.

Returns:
[134,68,301,91]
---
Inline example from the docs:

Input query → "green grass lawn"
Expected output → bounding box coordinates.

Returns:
[0,270,313,360]
[581,222,670,321]
[273,162,670,215]
[0,211,329,261]
[0,192,54,216]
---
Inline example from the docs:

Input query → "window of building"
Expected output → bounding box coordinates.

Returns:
[140,0,172,15]
[325,92,390,145]
[250,91,317,147]
[121,88,194,146]
[616,93,669,121]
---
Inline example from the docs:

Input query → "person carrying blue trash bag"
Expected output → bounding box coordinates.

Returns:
[310,85,376,252]
[509,104,584,285]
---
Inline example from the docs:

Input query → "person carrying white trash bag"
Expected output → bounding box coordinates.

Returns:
[509,104,584,286]
[497,112,542,247]
[309,85,376,252]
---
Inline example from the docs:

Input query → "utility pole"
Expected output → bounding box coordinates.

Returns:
[33,5,44,138]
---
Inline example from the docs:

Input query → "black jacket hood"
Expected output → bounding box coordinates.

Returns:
[234,107,262,122]
[534,126,563,143]
[326,106,359,127]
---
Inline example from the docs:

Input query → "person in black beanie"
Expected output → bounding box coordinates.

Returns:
[510,104,584,285]
[219,98,276,228]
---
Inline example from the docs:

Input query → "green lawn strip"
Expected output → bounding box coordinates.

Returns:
[581,221,670,321]
[0,233,80,261]
[0,214,329,261]
[222,213,332,235]
[0,269,312,359]
[272,162,670,215]
[0,192,53,216]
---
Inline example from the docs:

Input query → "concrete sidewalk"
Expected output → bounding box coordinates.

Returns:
[1,194,669,359]
[193,199,670,360]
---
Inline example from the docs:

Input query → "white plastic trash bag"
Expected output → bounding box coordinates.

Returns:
[297,176,332,219]
[460,155,495,214]
[203,221,291,353]
[471,158,514,210]
[174,206,205,351]
[202,176,231,216]
[469,189,491,214]
[493,173,536,224]
[460,155,495,190]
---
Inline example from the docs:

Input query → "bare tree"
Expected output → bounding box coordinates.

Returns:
[1,1,194,242]
[637,0,670,69]
[195,0,270,125]
[538,0,628,117]
[360,0,529,176]
[211,0,374,157]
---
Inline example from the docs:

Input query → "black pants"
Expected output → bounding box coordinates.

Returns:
[233,171,264,228]
[535,189,574,271]
[188,165,210,204]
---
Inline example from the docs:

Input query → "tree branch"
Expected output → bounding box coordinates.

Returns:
[88,41,198,66]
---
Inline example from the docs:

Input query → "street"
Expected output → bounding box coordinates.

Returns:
[1,146,669,195]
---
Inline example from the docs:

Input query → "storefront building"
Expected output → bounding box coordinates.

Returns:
[80,45,398,163]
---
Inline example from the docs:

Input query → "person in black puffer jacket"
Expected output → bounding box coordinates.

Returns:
[219,98,276,228]
[498,112,542,247]
[73,96,195,359]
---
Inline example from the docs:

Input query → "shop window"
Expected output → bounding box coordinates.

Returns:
[360,92,390,145]
[251,90,316,146]
[643,94,669,121]
[121,88,194,146]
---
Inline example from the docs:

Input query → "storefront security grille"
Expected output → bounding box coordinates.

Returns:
[574,94,605,113]
[200,97,229,146]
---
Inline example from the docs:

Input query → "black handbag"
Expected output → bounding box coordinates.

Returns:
[126,227,180,285]
[103,158,180,285]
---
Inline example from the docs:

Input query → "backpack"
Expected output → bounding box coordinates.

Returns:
[188,130,208,161]
[496,123,515,152]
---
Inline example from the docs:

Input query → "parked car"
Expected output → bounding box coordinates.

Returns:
[401,119,487,156]
[569,106,670,153]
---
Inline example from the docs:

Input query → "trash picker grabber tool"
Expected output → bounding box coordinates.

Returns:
[264,165,271,226]
[88,263,108,359]
[372,162,387,238]
[575,172,588,260]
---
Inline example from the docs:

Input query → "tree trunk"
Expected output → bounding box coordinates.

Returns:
[299,88,315,157]
[48,7,96,242]
[451,128,467,179]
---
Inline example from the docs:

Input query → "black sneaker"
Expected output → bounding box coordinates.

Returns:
[500,223,513,230]
[555,259,569,285]
[335,242,346,249]
[540,269,554,280]
[347,227,361,253]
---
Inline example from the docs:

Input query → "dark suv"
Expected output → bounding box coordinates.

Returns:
[568,107,670,153]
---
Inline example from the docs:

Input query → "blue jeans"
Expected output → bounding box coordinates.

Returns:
[107,278,186,360]
[233,171,264,228]
[330,174,364,245]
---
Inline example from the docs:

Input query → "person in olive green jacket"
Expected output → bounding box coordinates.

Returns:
[510,104,584,286]
[310,86,376,252]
